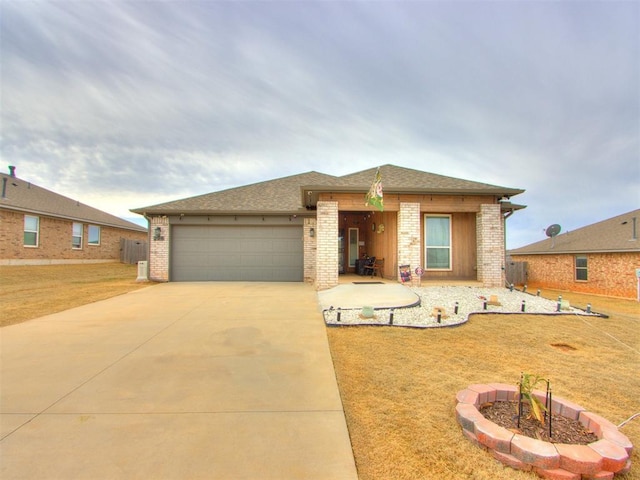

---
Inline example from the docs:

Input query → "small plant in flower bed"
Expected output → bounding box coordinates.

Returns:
[479,373,599,445]
[518,372,548,424]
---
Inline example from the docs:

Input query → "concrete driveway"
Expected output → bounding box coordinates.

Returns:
[0,283,358,479]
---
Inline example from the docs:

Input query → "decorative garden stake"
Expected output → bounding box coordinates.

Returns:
[454,301,459,314]
[510,283,514,292]
[557,295,562,312]
[521,300,526,312]
[537,289,541,296]
[483,299,487,310]
[336,308,341,322]
[389,308,394,325]
[523,284,527,293]
[587,303,591,313]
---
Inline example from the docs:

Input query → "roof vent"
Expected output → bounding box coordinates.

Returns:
[8,165,16,177]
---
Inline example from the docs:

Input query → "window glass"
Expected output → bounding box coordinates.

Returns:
[426,217,450,246]
[88,225,100,245]
[575,255,588,281]
[425,215,451,269]
[72,223,83,249]
[426,248,449,269]
[24,215,39,247]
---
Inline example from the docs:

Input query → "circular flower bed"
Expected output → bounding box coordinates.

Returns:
[455,384,633,478]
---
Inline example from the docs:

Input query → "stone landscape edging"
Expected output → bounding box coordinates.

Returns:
[455,383,633,479]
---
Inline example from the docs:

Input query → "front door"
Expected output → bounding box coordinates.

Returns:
[348,227,359,270]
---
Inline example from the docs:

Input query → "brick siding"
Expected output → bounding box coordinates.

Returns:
[476,204,505,287]
[303,217,317,283]
[315,201,339,290]
[513,252,640,299]
[0,209,147,265]
[149,216,170,282]
[397,202,421,280]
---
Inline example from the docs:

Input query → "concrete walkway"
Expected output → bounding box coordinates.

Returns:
[317,282,420,310]
[0,283,358,480]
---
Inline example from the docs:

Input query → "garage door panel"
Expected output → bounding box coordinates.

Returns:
[172,225,303,281]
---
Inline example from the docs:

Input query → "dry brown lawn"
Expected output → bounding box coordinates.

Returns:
[327,290,639,480]
[1,265,638,479]
[0,263,153,327]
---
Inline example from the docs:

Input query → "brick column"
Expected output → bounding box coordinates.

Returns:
[315,201,338,290]
[303,217,317,283]
[476,204,504,287]
[397,203,421,281]
[149,216,169,282]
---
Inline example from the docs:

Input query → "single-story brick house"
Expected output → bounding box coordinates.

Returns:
[0,166,148,265]
[132,165,525,289]
[508,209,640,299]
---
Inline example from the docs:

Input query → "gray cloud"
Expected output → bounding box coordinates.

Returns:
[1,1,638,245]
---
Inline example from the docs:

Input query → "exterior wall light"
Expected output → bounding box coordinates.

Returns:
[309,227,315,237]
[153,227,162,241]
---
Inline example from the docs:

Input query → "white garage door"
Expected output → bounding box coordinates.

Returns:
[171,225,303,281]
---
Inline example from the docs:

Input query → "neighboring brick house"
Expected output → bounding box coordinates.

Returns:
[132,165,525,289]
[0,167,147,265]
[508,209,640,300]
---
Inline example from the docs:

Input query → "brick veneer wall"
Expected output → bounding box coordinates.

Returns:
[397,203,421,280]
[303,217,317,283]
[512,252,640,300]
[316,201,338,290]
[0,209,147,265]
[476,204,504,287]
[149,216,169,282]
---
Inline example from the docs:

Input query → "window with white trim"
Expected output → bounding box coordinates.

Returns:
[72,222,83,249]
[88,225,100,245]
[424,215,451,270]
[575,255,588,281]
[24,215,39,247]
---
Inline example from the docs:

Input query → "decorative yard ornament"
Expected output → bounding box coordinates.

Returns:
[365,167,384,211]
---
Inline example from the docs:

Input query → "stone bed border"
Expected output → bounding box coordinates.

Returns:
[455,384,633,479]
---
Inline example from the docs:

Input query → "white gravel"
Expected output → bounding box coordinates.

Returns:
[323,286,596,328]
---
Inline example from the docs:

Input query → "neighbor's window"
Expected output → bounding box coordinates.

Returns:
[72,222,83,249]
[425,215,451,270]
[88,225,100,245]
[24,215,39,247]
[575,255,588,281]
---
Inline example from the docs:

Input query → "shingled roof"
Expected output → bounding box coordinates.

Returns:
[1,172,146,232]
[312,164,524,194]
[133,164,524,215]
[509,209,640,255]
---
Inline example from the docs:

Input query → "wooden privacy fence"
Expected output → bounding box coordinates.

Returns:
[120,238,148,264]
[506,261,528,286]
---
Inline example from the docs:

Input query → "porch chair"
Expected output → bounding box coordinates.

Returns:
[369,258,384,278]
[362,256,376,276]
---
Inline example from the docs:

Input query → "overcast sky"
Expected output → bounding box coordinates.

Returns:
[1,1,638,248]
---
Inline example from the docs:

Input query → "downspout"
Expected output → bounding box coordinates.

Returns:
[502,207,515,287]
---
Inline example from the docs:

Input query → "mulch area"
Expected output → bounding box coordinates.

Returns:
[480,401,599,445]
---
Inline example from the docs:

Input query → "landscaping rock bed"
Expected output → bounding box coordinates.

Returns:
[456,384,633,479]
[324,286,596,327]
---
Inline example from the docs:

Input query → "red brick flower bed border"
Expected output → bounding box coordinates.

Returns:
[455,384,633,479]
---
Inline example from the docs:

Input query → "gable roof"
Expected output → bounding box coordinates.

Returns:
[132,164,525,215]
[509,209,640,255]
[300,164,524,205]
[1,173,147,232]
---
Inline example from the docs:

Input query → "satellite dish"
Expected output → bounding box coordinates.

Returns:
[545,224,561,248]
[545,224,561,238]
